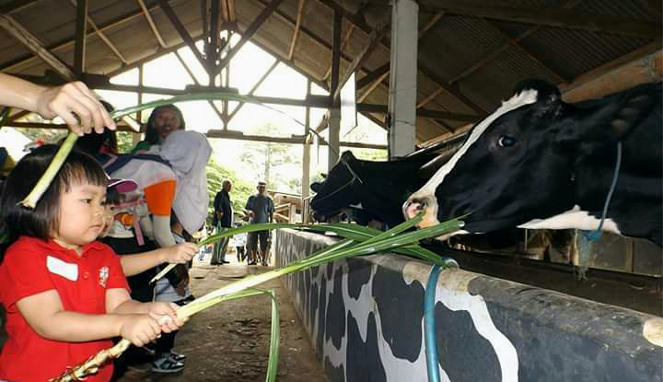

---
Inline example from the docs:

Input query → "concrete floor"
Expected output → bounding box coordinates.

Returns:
[115,251,328,382]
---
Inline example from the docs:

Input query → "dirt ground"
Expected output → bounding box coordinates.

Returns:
[115,251,328,382]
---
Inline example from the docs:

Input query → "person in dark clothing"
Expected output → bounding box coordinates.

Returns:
[211,179,233,265]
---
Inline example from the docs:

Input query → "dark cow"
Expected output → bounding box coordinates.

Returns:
[404,80,662,245]
[310,149,449,228]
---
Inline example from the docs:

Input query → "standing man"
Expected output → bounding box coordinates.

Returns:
[211,179,233,265]
[245,181,274,266]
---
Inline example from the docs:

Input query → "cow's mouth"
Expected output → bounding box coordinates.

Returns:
[403,196,439,228]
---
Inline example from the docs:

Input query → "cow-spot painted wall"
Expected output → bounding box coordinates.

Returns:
[275,229,663,382]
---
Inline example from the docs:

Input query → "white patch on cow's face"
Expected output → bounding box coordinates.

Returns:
[518,205,622,234]
[405,89,540,223]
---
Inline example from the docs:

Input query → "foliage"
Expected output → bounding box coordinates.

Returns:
[14,127,66,144]
[239,123,301,193]
[116,132,137,153]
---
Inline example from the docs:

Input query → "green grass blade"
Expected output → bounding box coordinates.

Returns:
[265,289,279,382]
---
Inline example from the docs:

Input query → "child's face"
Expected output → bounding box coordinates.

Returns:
[53,182,107,251]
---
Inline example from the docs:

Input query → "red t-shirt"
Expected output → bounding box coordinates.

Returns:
[0,236,129,382]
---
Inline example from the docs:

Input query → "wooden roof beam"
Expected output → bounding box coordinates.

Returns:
[356,11,444,102]
[332,12,389,101]
[329,10,341,103]
[217,0,286,71]
[73,0,87,78]
[227,0,237,23]
[228,59,280,122]
[0,0,46,14]
[0,14,75,80]
[68,0,127,65]
[173,50,225,123]
[421,0,661,39]
[288,0,308,61]
[446,0,583,88]
[322,24,354,82]
[158,0,208,71]
[137,0,167,48]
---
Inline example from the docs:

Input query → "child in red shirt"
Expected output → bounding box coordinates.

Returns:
[0,145,185,382]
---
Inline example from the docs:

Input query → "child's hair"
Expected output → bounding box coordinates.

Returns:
[0,145,108,259]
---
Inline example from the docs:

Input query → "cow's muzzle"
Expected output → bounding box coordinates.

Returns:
[403,195,439,228]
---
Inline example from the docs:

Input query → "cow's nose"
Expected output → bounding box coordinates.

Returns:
[403,198,426,220]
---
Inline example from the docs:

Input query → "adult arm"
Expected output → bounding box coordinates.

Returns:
[120,242,198,277]
[142,180,177,248]
[0,73,115,135]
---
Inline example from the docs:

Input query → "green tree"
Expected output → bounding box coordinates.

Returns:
[239,123,301,193]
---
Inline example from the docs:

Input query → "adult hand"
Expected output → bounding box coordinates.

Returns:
[34,81,116,135]
[119,314,161,347]
[163,242,198,263]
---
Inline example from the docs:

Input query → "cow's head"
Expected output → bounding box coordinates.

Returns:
[310,151,362,218]
[404,79,657,232]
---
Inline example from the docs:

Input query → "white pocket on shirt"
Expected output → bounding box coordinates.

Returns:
[46,256,78,281]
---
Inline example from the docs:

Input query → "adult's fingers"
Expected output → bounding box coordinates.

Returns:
[47,102,85,136]
[71,82,115,131]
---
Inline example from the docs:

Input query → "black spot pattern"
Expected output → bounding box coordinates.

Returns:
[371,262,424,361]
[346,258,372,299]
[325,264,346,350]
[317,278,327,352]
[324,356,346,382]
[434,301,501,381]
[346,311,387,382]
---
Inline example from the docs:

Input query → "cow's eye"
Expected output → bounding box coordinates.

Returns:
[498,135,516,147]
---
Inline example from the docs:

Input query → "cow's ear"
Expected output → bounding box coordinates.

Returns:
[556,86,657,148]
[515,79,562,120]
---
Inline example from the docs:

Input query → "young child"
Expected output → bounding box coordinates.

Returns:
[0,145,185,382]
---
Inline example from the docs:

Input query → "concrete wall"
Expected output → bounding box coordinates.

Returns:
[275,229,663,382]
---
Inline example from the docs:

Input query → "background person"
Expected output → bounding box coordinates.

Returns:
[211,179,233,265]
[132,104,185,153]
[244,181,274,266]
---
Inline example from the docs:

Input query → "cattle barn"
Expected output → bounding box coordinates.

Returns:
[0,0,661,381]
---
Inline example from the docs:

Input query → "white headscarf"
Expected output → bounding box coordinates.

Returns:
[160,130,212,235]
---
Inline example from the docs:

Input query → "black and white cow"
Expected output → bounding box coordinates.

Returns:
[310,149,449,228]
[404,80,662,245]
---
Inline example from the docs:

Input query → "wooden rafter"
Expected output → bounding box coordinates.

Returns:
[0,0,46,14]
[158,0,208,70]
[73,0,87,77]
[137,0,166,48]
[228,59,279,121]
[0,14,75,80]
[332,12,389,101]
[419,64,486,115]
[329,10,341,101]
[227,0,237,23]
[357,104,479,123]
[217,0,286,71]
[207,0,221,83]
[322,23,353,81]
[357,11,444,103]
[69,0,127,65]
[422,0,661,39]
[318,0,486,118]
[288,0,308,61]
[446,0,583,88]
[173,50,225,122]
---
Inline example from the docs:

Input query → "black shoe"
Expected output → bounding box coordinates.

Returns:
[221,260,230,264]
[152,356,184,373]
[169,352,186,362]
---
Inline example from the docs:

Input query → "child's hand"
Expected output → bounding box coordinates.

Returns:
[163,242,198,264]
[147,302,186,333]
[119,314,161,347]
